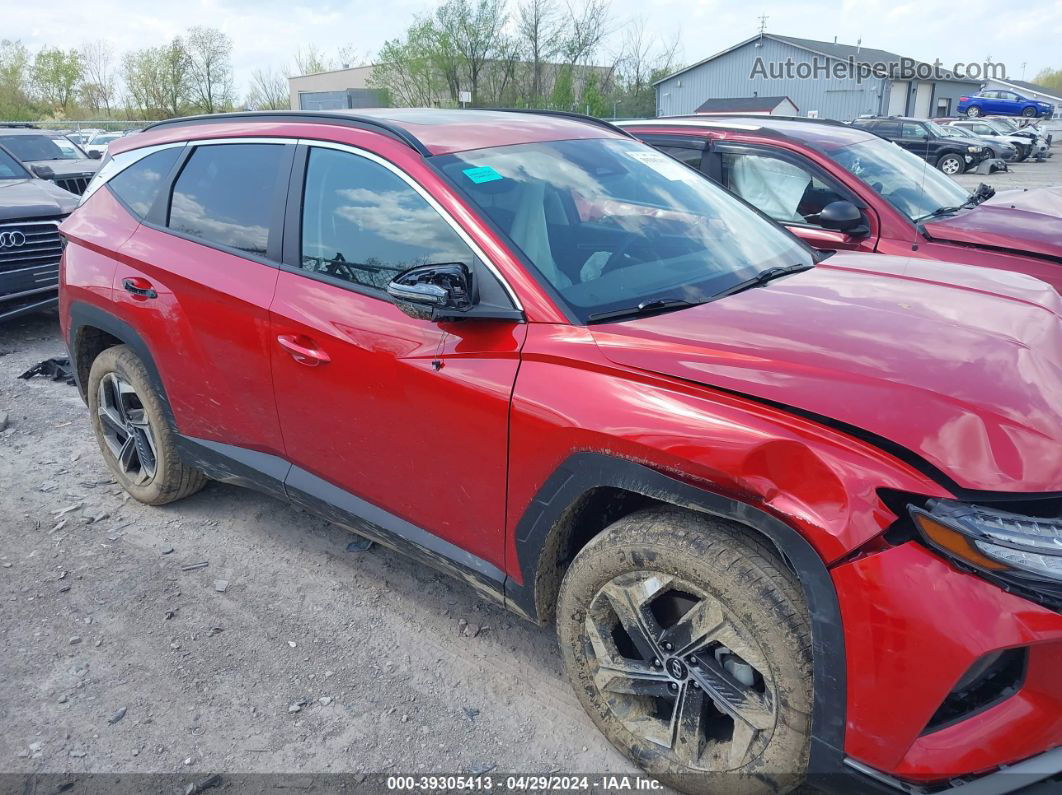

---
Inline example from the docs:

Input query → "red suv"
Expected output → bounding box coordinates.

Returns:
[621,116,1062,294]
[60,109,1062,794]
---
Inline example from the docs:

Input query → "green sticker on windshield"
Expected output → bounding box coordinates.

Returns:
[463,166,503,184]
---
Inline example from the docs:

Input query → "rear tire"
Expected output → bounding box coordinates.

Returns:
[937,153,964,175]
[557,508,813,795]
[87,345,206,505]
[966,105,982,118]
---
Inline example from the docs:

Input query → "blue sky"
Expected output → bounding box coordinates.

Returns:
[5,0,1061,95]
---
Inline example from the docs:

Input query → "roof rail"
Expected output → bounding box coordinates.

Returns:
[491,108,636,139]
[689,113,853,129]
[141,111,432,156]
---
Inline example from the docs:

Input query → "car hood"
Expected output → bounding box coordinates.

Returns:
[24,159,99,176]
[590,254,1062,493]
[0,178,78,220]
[922,187,1062,261]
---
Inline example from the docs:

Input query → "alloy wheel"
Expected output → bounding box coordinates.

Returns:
[941,157,962,175]
[97,372,158,485]
[584,571,776,771]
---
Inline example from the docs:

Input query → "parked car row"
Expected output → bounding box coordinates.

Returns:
[52,109,1061,795]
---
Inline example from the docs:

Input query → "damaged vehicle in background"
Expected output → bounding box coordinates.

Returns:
[60,108,1062,795]
[937,123,1015,168]
[0,125,102,196]
[983,116,1053,158]
[848,117,989,174]
[623,116,1062,293]
[0,144,77,322]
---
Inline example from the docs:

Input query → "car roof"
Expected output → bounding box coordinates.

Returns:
[619,115,879,151]
[0,127,65,136]
[117,109,632,157]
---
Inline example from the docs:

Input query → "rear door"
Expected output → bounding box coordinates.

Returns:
[268,142,525,577]
[111,140,293,456]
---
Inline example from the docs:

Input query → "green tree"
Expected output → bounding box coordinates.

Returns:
[1033,67,1062,93]
[551,63,574,110]
[371,20,443,107]
[185,26,234,113]
[0,40,34,119]
[435,0,508,106]
[246,66,289,110]
[33,47,83,115]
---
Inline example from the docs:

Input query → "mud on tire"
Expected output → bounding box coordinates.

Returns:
[87,344,206,505]
[557,507,813,795]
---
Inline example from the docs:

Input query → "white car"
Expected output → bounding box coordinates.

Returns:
[83,132,124,158]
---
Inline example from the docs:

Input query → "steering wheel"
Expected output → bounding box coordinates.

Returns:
[601,232,658,276]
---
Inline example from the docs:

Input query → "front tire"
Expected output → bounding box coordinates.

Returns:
[87,345,206,505]
[937,153,964,175]
[1022,106,1036,117]
[557,508,813,795]
[1015,143,1030,162]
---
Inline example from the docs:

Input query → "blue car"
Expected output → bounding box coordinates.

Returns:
[958,89,1054,118]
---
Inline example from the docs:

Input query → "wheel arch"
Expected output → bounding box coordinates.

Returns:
[505,452,847,774]
[66,301,175,426]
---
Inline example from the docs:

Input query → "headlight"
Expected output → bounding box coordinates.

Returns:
[910,500,1062,602]
[966,145,981,152]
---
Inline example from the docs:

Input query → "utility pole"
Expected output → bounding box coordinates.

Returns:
[757,14,768,36]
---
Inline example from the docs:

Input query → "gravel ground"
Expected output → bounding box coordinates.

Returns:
[0,311,632,779]
[953,136,1060,191]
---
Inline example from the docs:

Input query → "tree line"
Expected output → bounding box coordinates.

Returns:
[0,1,680,123]
[371,0,680,118]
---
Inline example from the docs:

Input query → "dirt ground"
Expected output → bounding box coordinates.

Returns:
[0,311,633,779]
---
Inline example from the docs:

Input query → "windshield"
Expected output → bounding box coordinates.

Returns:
[985,119,1017,133]
[832,137,969,222]
[924,121,950,137]
[0,134,85,161]
[0,147,28,179]
[436,138,813,322]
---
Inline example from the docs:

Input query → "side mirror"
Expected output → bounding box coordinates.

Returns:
[387,263,474,321]
[31,164,55,180]
[812,200,867,235]
[88,150,102,160]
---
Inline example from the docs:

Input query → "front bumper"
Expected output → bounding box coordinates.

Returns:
[831,542,1062,784]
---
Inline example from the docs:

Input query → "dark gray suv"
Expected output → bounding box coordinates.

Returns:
[0,144,77,321]
[0,125,101,195]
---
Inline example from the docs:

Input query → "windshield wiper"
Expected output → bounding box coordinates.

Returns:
[914,182,995,223]
[710,263,814,300]
[588,298,699,323]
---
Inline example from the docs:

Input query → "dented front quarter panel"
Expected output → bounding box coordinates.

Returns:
[505,323,950,579]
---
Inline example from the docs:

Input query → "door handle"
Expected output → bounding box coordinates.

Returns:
[122,277,157,299]
[276,334,331,366]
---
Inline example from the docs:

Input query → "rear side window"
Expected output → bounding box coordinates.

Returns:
[655,146,704,169]
[875,121,900,136]
[169,144,287,256]
[107,148,182,218]
[299,147,474,292]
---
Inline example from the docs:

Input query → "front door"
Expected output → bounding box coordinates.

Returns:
[710,144,876,253]
[268,144,524,576]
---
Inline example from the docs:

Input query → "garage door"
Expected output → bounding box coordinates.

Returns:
[888,81,909,115]
[913,81,933,118]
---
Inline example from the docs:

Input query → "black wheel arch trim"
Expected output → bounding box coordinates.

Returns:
[66,301,175,425]
[505,451,847,776]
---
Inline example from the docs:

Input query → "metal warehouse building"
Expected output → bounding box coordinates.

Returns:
[654,33,982,121]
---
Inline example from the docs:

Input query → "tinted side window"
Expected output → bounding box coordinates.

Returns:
[107,148,182,218]
[901,123,924,137]
[169,144,286,256]
[300,147,474,292]
[875,121,900,136]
